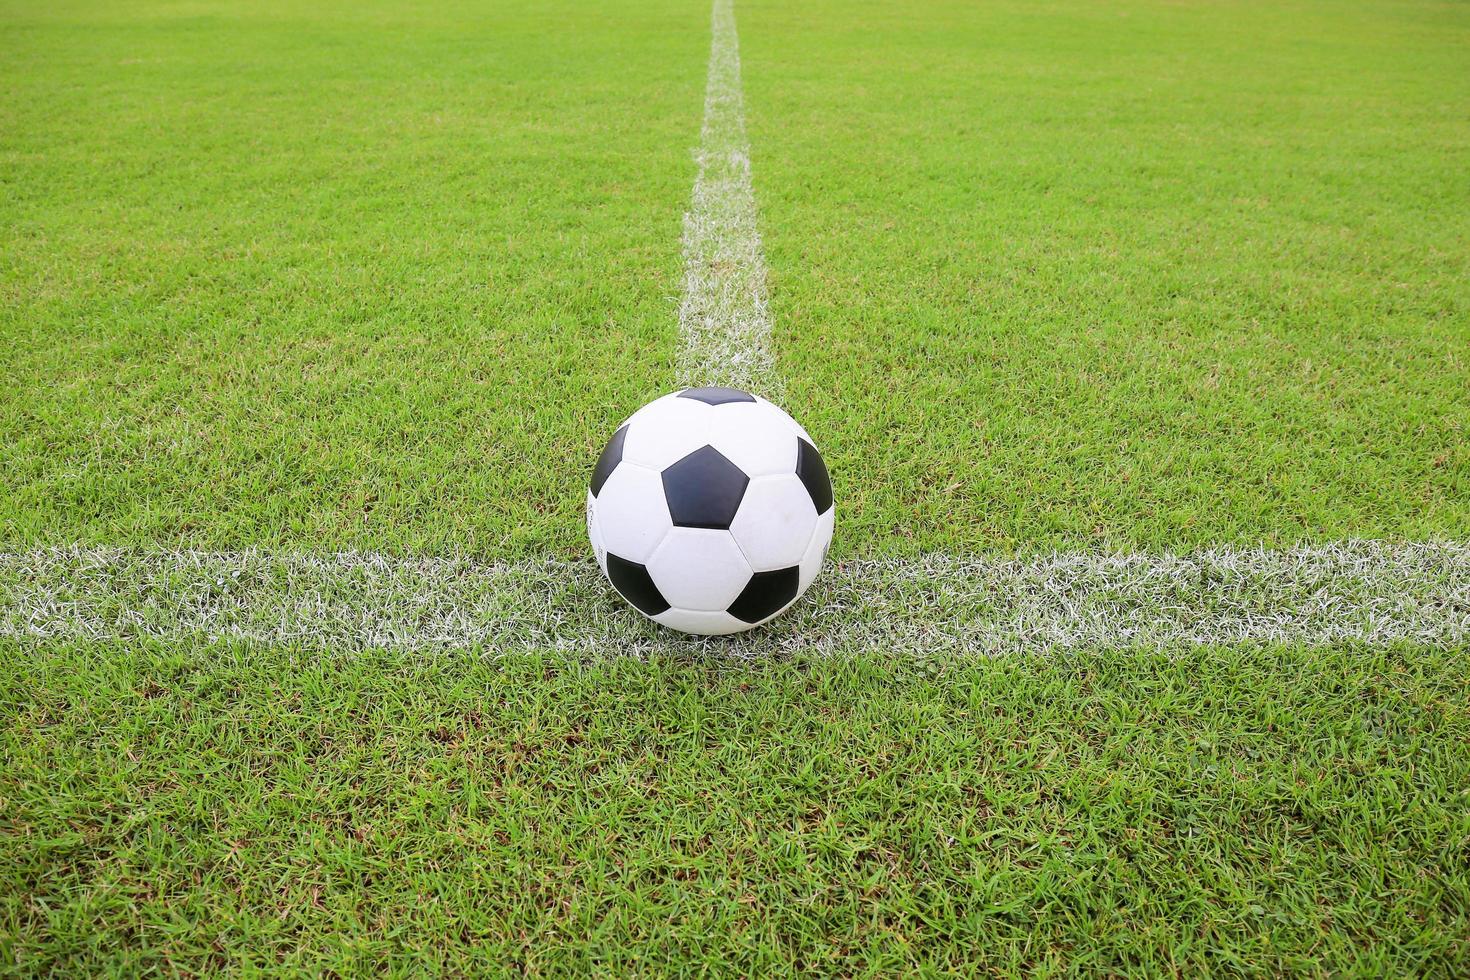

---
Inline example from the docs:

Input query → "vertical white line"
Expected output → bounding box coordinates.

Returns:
[676,0,781,400]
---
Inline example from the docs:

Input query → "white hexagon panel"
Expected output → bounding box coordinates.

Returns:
[590,462,672,565]
[585,491,608,575]
[619,392,712,471]
[798,506,836,594]
[705,400,800,477]
[586,386,834,636]
[653,608,751,636]
[729,474,820,572]
[648,528,752,612]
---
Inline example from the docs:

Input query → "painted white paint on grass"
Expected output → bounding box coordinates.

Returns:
[7,4,1466,658]
[4,541,1466,655]
[676,0,779,398]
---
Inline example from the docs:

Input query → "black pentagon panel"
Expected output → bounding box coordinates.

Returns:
[796,439,833,515]
[590,424,628,498]
[606,553,670,616]
[661,446,749,529]
[728,566,799,624]
[678,386,756,406]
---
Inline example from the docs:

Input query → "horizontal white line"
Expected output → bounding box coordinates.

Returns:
[3,542,1466,654]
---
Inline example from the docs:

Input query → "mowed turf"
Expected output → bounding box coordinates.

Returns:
[1,0,704,556]
[4,0,1470,974]
[3,0,1466,560]
[3,643,1467,974]
[743,0,1470,555]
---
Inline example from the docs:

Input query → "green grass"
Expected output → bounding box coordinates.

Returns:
[1,0,705,556]
[745,0,1470,555]
[3,642,1467,974]
[4,0,1466,560]
[4,0,1469,972]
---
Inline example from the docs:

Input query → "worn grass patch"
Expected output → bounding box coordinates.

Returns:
[3,642,1467,973]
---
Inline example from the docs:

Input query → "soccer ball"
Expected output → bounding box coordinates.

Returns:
[586,386,834,635]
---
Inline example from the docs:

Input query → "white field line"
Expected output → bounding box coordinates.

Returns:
[5,4,1466,656]
[676,0,780,399]
[2,543,1466,655]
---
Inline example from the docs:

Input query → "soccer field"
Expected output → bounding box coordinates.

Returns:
[3,0,1469,972]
